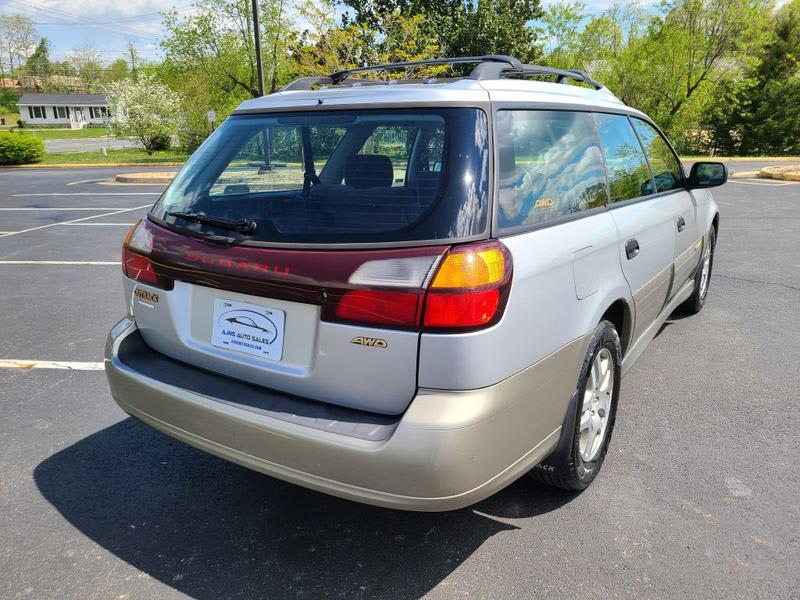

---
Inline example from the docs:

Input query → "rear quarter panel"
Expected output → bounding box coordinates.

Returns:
[418,211,631,391]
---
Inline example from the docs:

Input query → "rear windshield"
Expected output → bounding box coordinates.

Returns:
[150,108,489,245]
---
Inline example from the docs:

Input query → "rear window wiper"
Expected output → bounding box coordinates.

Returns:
[166,211,257,235]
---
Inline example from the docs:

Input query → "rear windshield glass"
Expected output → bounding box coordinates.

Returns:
[150,108,489,245]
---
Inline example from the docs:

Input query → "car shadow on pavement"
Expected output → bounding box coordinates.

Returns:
[34,418,577,599]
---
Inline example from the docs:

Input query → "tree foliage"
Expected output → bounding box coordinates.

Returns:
[340,0,544,62]
[106,74,182,154]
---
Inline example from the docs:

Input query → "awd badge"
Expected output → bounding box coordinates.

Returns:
[350,336,388,349]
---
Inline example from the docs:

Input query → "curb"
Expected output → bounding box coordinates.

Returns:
[758,166,800,181]
[115,171,178,183]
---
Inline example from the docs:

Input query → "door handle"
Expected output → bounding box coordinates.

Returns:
[677,216,686,232]
[625,239,640,260]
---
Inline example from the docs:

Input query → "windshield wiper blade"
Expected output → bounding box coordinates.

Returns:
[166,211,257,235]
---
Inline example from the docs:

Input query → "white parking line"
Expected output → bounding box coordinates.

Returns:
[0,204,150,238]
[0,207,141,211]
[11,192,161,197]
[729,179,797,186]
[61,222,134,226]
[0,260,120,265]
[0,359,104,371]
[66,178,105,186]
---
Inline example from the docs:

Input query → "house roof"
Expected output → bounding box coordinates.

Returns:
[18,93,106,105]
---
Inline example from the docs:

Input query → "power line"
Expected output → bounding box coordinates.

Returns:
[4,0,161,39]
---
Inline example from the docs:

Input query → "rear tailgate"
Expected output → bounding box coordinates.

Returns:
[125,220,448,415]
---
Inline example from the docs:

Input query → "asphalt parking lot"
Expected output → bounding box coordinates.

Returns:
[1,164,799,599]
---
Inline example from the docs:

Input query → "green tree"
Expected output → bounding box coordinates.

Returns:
[161,0,294,97]
[339,0,544,63]
[25,38,51,79]
[107,58,130,82]
[704,0,800,154]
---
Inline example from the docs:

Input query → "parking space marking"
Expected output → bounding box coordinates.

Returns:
[729,179,798,186]
[60,222,134,226]
[12,192,161,197]
[66,178,105,186]
[0,260,120,265]
[0,359,104,371]
[0,204,150,238]
[0,207,139,211]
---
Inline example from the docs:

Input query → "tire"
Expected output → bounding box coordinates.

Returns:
[680,226,716,314]
[530,320,622,491]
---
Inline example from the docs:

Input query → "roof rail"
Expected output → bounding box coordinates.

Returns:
[328,55,523,84]
[503,66,603,90]
[278,55,605,92]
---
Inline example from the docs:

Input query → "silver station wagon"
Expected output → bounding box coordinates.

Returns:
[105,55,725,511]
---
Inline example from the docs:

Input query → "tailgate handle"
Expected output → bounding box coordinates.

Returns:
[625,239,640,260]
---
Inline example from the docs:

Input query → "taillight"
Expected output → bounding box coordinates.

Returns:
[334,290,423,327]
[122,220,173,289]
[324,241,512,332]
[423,242,511,331]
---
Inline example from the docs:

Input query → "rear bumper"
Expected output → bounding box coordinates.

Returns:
[105,318,585,511]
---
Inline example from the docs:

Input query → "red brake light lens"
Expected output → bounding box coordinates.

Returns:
[122,248,160,285]
[423,288,501,328]
[122,220,173,289]
[334,290,423,327]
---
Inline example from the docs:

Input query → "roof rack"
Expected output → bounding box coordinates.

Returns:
[279,55,604,92]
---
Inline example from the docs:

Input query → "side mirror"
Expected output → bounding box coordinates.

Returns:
[689,162,727,189]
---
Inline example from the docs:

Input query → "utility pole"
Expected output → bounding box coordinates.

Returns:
[251,0,265,97]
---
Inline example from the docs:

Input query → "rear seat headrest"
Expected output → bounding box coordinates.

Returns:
[345,155,394,188]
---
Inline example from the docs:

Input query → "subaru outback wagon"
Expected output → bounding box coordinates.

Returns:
[105,55,725,511]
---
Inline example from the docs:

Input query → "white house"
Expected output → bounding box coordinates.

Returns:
[17,93,109,128]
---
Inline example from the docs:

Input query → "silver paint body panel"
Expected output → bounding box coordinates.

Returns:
[108,76,720,509]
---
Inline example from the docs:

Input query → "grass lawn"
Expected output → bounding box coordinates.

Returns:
[0,127,111,139]
[36,148,189,166]
[1,112,20,126]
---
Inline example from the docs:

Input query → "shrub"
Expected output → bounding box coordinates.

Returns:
[0,134,45,165]
[149,133,171,151]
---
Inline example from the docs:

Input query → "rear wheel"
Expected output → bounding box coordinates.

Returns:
[530,320,622,491]
[680,227,715,314]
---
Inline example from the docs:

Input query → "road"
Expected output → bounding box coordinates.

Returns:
[44,137,139,153]
[0,164,798,599]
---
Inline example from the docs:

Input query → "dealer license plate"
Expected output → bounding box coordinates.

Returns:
[211,298,285,361]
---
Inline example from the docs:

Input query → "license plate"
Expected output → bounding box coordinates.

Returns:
[211,298,285,361]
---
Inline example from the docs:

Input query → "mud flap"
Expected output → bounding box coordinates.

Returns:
[534,390,579,472]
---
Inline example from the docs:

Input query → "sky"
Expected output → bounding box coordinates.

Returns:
[0,0,194,61]
[0,0,792,64]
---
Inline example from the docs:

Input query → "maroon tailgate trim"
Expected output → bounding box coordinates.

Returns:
[142,218,450,306]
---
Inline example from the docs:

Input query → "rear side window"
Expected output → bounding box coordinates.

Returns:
[151,109,489,246]
[496,110,608,231]
[631,118,685,192]
[593,113,654,202]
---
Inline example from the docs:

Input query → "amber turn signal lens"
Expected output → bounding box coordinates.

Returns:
[431,248,505,289]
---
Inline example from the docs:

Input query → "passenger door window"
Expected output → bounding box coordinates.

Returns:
[630,118,685,192]
[593,113,654,202]
[495,110,608,231]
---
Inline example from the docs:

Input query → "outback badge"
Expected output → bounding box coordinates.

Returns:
[351,336,388,349]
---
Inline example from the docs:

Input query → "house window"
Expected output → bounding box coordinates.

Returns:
[27,106,47,119]
[54,106,71,119]
[90,106,108,119]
